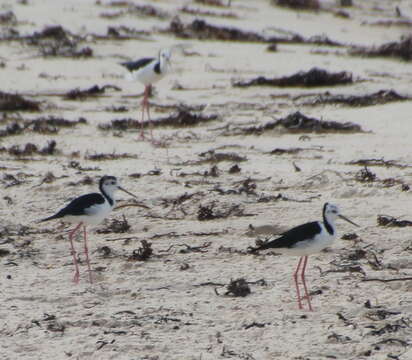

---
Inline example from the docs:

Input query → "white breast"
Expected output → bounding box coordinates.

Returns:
[132,61,168,85]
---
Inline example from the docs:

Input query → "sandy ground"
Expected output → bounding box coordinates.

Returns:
[1,0,412,359]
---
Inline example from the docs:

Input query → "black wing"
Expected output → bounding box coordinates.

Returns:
[120,57,155,72]
[39,193,105,222]
[253,221,322,251]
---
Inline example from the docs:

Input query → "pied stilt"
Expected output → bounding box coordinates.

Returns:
[120,48,171,142]
[39,176,143,284]
[250,203,359,311]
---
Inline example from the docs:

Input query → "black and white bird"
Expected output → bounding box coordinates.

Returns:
[250,203,359,311]
[39,176,142,284]
[120,48,172,142]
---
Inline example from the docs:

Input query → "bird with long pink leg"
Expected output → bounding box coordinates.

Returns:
[39,176,146,284]
[120,48,171,143]
[250,203,359,311]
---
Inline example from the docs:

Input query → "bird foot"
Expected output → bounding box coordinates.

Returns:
[136,133,163,147]
[149,138,163,147]
[297,296,313,311]
[73,272,80,284]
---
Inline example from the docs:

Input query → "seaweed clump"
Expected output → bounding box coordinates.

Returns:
[194,0,228,6]
[98,118,140,131]
[306,90,408,107]
[0,91,40,112]
[101,1,169,19]
[180,6,237,18]
[273,0,320,10]
[97,215,131,234]
[129,3,169,19]
[26,25,93,58]
[105,25,149,40]
[0,123,23,137]
[377,215,412,228]
[355,167,376,183]
[0,140,58,157]
[167,17,274,43]
[28,116,87,133]
[197,202,251,221]
[0,11,17,25]
[129,240,153,261]
[85,152,138,161]
[241,111,362,135]
[0,117,86,137]
[225,278,251,297]
[65,85,121,100]
[153,110,218,128]
[99,110,218,130]
[234,68,353,88]
[350,36,412,61]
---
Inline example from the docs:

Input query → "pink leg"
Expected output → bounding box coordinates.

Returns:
[146,96,153,141]
[300,256,313,311]
[68,223,82,284]
[145,85,156,143]
[139,85,151,140]
[142,84,156,144]
[83,225,93,284]
[293,257,304,310]
[139,88,147,140]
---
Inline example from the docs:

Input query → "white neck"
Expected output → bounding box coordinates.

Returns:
[101,187,116,207]
[159,56,169,74]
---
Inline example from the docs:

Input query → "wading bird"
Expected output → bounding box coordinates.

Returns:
[39,176,144,284]
[120,48,171,142]
[250,203,359,311]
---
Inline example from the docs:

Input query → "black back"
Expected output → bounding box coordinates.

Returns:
[120,57,155,72]
[253,221,323,251]
[39,193,105,222]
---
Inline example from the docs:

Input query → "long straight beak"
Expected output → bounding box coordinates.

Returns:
[118,186,137,198]
[339,214,359,227]
[118,186,149,209]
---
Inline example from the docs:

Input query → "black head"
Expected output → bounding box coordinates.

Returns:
[99,175,118,189]
[99,175,144,205]
[323,202,339,218]
[98,176,120,198]
[159,48,171,60]
[323,202,359,227]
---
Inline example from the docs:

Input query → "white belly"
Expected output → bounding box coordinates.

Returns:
[277,232,336,257]
[64,201,114,226]
[128,62,168,86]
[136,70,165,85]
